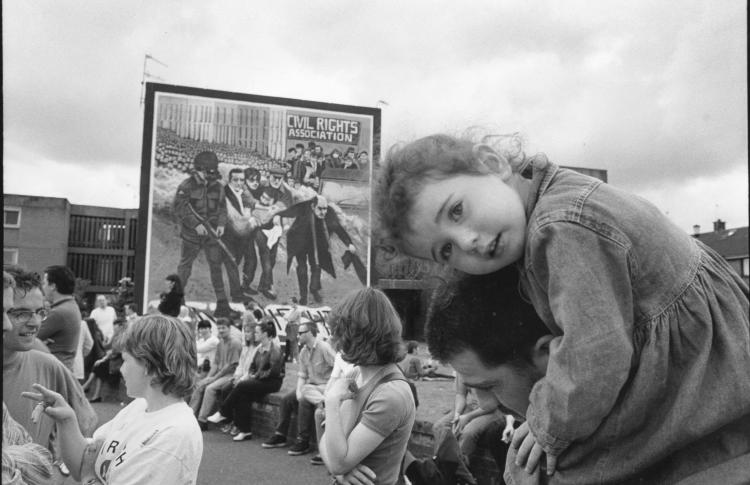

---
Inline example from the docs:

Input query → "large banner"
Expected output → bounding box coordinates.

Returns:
[136,83,379,315]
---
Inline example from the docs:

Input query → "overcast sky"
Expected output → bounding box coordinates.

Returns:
[3,0,747,233]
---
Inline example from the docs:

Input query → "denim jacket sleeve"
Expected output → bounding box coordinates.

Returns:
[524,219,635,456]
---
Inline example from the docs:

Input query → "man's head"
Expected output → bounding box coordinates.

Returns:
[193,151,220,184]
[42,265,76,301]
[228,168,245,191]
[313,196,328,220]
[95,295,108,309]
[259,187,277,207]
[298,322,318,349]
[269,167,285,189]
[124,303,138,316]
[425,267,551,415]
[197,319,212,340]
[3,266,47,353]
[215,317,232,340]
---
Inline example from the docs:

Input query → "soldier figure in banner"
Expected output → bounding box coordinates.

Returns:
[174,150,234,316]
[278,195,357,305]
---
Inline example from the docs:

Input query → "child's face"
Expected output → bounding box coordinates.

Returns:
[404,173,526,274]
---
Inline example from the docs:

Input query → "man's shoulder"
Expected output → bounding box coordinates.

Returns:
[24,349,67,370]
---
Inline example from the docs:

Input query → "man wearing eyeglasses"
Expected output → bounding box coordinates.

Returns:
[262,322,335,458]
[174,151,232,316]
[3,266,96,459]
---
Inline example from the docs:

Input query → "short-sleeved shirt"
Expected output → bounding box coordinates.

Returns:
[355,380,416,485]
[298,339,336,385]
[92,398,203,484]
[211,336,242,375]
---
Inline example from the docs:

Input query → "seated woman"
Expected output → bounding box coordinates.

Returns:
[319,287,416,485]
[23,314,203,484]
[206,319,284,441]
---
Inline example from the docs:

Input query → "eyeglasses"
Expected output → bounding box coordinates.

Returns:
[7,308,48,324]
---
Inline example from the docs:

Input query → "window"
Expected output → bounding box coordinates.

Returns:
[4,248,19,265]
[4,207,21,228]
[743,258,749,277]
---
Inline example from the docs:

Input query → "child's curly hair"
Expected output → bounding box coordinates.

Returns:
[328,287,405,365]
[373,132,526,256]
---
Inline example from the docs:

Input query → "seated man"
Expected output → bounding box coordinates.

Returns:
[189,317,242,430]
[425,268,750,485]
[196,319,219,377]
[261,322,335,458]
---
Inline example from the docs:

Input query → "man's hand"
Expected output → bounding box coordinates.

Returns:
[195,224,209,236]
[335,463,376,485]
[452,413,472,437]
[216,226,225,237]
[346,243,356,254]
[512,421,557,476]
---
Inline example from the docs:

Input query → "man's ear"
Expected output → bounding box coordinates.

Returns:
[472,144,512,180]
[530,335,554,375]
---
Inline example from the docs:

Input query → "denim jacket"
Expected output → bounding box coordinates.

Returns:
[507,158,750,484]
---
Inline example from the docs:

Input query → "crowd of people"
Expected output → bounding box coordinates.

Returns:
[4,130,749,485]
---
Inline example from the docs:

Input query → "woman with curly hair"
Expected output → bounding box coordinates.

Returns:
[319,287,416,485]
[23,314,203,484]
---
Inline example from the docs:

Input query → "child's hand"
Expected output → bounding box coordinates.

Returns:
[21,383,77,423]
[511,421,557,476]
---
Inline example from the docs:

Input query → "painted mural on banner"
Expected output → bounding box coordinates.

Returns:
[136,84,379,318]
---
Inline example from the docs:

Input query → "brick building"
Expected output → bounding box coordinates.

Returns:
[3,194,138,305]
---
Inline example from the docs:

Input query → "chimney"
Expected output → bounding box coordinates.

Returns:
[713,219,726,232]
[692,225,701,236]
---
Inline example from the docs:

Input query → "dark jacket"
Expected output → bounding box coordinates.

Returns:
[174,175,227,238]
[278,200,353,278]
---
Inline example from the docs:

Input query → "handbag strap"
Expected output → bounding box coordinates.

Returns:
[349,363,407,421]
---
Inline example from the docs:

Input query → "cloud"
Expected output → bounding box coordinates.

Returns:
[2,0,747,231]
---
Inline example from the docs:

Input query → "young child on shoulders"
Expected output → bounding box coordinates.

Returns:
[374,133,750,483]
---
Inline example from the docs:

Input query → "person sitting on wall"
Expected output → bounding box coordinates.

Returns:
[261,321,336,455]
[189,317,242,430]
[206,319,285,441]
